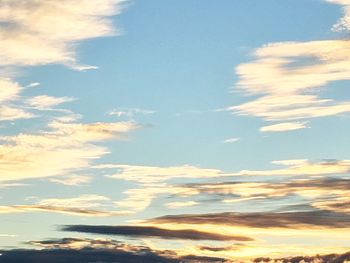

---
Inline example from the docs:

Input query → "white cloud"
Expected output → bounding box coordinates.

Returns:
[104,164,227,184]
[0,194,131,217]
[0,105,34,121]
[37,194,108,208]
[109,108,155,118]
[229,1,350,130]
[26,82,40,88]
[222,137,239,143]
[114,185,197,212]
[26,95,74,109]
[326,0,350,31]
[0,234,17,238]
[234,159,350,177]
[260,122,308,132]
[0,78,21,102]
[0,0,126,68]
[229,40,350,124]
[0,120,137,182]
[49,175,92,186]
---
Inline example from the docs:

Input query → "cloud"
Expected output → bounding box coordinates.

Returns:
[26,95,74,109]
[0,78,35,121]
[229,40,350,126]
[327,0,350,31]
[2,237,350,263]
[101,160,350,213]
[0,194,130,217]
[199,244,246,252]
[260,122,307,132]
[0,105,34,121]
[109,108,155,118]
[114,185,198,212]
[0,78,21,102]
[313,197,350,214]
[254,251,350,263]
[222,138,239,143]
[181,177,350,214]
[0,120,137,182]
[0,0,126,69]
[165,201,199,209]
[0,245,179,263]
[26,82,40,88]
[0,237,233,263]
[49,175,92,186]
[0,182,27,188]
[232,159,350,177]
[103,164,229,184]
[62,224,253,241]
[150,210,350,229]
[103,159,350,186]
[0,234,17,238]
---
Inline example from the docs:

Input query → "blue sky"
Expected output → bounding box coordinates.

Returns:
[1,0,350,262]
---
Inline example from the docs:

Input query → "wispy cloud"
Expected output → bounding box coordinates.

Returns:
[233,159,350,177]
[150,210,350,229]
[49,175,92,186]
[100,160,350,213]
[0,120,137,182]
[0,194,130,217]
[114,185,197,212]
[222,137,239,143]
[0,78,34,121]
[260,122,308,132]
[109,108,155,118]
[103,164,228,184]
[26,95,74,110]
[26,82,40,88]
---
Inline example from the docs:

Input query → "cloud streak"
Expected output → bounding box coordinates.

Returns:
[62,225,253,241]
[150,210,350,229]
[260,122,308,132]
[0,195,130,217]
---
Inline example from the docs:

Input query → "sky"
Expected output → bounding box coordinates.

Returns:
[1,0,350,262]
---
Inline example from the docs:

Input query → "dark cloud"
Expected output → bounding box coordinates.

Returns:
[0,237,229,263]
[62,224,253,241]
[3,237,350,263]
[0,248,179,263]
[29,237,125,248]
[150,210,350,228]
[180,255,231,262]
[254,251,350,263]
[198,243,246,252]
[199,244,245,252]
[184,178,350,197]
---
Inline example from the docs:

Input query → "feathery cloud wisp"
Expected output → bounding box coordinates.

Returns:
[260,122,308,132]
[0,120,137,182]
